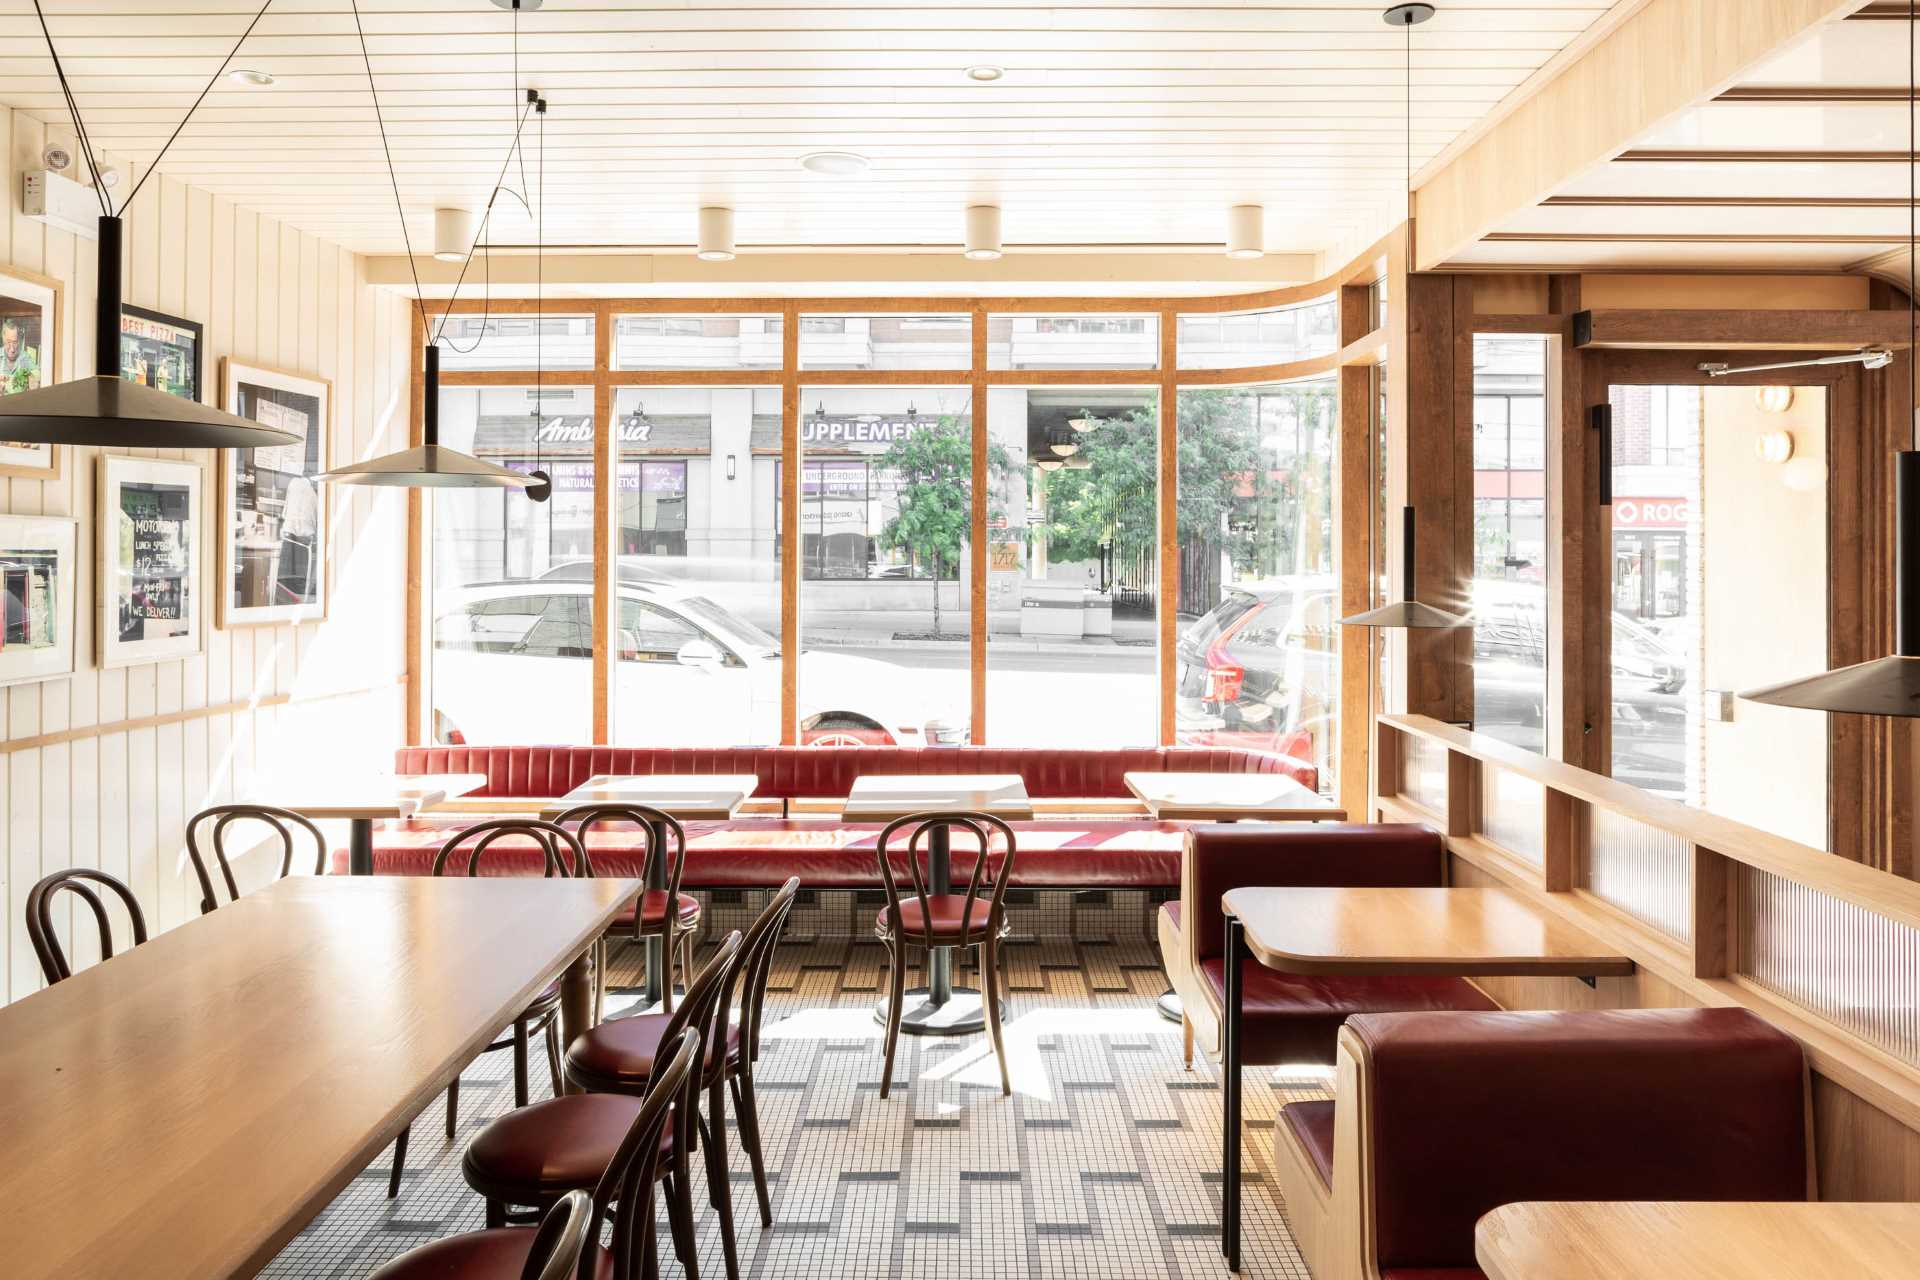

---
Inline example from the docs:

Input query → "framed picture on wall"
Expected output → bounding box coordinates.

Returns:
[98,455,204,668]
[218,359,329,626]
[0,515,78,688]
[0,264,63,480]
[120,304,201,403]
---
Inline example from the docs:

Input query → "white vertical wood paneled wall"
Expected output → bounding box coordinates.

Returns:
[1,108,412,1002]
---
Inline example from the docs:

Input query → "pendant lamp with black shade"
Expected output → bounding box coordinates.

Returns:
[1740,0,1920,716]
[0,4,296,451]
[1340,4,1465,631]
[318,0,530,491]
[1341,505,1470,629]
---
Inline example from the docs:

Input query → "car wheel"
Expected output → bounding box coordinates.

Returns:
[802,713,893,747]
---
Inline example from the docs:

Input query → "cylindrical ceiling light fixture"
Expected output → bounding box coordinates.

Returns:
[1226,204,1265,260]
[433,208,478,263]
[698,206,737,261]
[965,205,1003,260]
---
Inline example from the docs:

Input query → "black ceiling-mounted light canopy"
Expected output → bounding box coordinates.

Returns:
[0,3,297,450]
[1740,0,1920,716]
[1341,506,1471,629]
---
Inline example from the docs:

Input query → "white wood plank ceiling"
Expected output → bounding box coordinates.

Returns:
[0,0,1619,262]
[1453,3,1920,274]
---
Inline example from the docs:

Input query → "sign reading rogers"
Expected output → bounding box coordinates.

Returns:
[1612,497,1690,529]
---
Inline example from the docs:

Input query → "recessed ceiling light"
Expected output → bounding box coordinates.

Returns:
[965,65,1005,82]
[228,68,275,87]
[800,150,871,176]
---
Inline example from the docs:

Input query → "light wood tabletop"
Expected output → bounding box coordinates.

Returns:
[840,773,1035,822]
[273,772,491,820]
[1124,770,1346,822]
[0,874,639,1280]
[538,773,759,822]
[1219,886,1636,978]
[1475,1200,1920,1280]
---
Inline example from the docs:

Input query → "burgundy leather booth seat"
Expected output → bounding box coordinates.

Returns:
[1343,1007,1809,1279]
[393,743,1316,802]
[333,816,1194,888]
[1184,824,1496,1064]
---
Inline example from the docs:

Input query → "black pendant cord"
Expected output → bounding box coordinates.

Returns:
[350,0,430,337]
[1405,12,1412,228]
[33,0,272,220]
[526,95,552,504]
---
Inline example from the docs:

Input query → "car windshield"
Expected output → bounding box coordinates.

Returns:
[1185,591,1266,649]
[676,594,779,657]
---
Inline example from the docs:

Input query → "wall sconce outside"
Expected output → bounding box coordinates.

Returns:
[726,453,737,480]
[1755,386,1795,414]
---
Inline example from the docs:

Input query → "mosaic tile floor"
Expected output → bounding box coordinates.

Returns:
[262,890,1324,1279]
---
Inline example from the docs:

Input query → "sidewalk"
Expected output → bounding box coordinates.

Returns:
[781,608,1167,654]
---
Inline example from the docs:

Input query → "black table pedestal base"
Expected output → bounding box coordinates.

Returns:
[876,986,1007,1036]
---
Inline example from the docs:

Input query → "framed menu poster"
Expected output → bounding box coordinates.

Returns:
[120,304,201,403]
[0,515,78,688]
[98,455,204,668]
[0,264,62,480]
[219,359,329,626]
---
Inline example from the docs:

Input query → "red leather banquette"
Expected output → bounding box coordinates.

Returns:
[339,744,1320,890]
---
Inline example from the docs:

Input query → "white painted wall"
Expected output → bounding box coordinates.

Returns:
[0,109,412,1002]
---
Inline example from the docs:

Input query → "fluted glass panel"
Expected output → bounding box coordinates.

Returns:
[1740,866,1920,1066]
[1480,768,1544,866]
[1399,733,1447,813]
[1585,806,1692,941]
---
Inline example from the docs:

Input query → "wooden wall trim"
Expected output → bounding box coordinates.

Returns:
[970,307,989,742]
[590,300,615,745]
[0,679,406,757]
[1573,309,1913,351]
[404,310,425,745]
[780,306,801,745]
[1157,308,1179,746]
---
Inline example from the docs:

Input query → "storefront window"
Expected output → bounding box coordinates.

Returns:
[1173,382,1339,791]
[433,315,596,371]
[795,314,969,370]
[428,385,595,744]
[1175,298,1337,370]
[611,387,781,746]
[791,387,973,744]
[1471,336,1549,752]
[612,314,782,371]
[985,387,1159,746]
[986,314,1159,370]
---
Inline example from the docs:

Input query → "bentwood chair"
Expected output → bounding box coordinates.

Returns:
[553,803,700,1019]
[375,1030,699,1280]
[875,812,1017,1098]
[26,867,147,984]
[468,933,745,1280]
[386,820,586,1200]
[185,803,328,914]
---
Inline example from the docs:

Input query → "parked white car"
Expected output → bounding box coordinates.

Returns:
[431,578,966,747]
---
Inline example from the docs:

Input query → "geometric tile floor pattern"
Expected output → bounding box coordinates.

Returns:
[262,889,1325,1279]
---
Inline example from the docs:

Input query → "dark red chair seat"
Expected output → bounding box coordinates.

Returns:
[462,1093,677,1203]
[878,894,998,939]
[367,1227,616,1280]
[565,1010,740,1090]
[1198,958,1497,1065]
[611,890,701,931]
[1380,1271,1486,1280]
[1282,1099,1336,1189]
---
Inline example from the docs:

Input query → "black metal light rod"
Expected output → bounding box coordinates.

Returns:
[1899,451,1920,657]
[422,344,439,447]
[1402,505,1417,603]
[95,215,122,379]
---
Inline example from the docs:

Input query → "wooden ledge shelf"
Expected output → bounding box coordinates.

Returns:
[1570,309,1914,351]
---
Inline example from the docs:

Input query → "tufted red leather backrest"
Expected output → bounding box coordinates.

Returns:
[1352,1007,1808,1272]
[1184,823,1446,963]
[393,743,1316,800]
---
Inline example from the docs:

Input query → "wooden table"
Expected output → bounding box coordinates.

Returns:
[280,773,490,875]
[0,874,639,1280]
[1125,771,1346,822]
[1215,886,1634,1271]
[541,773,758,1007]
[843,774,1034,1036]
[1475,1200,1920,1280]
